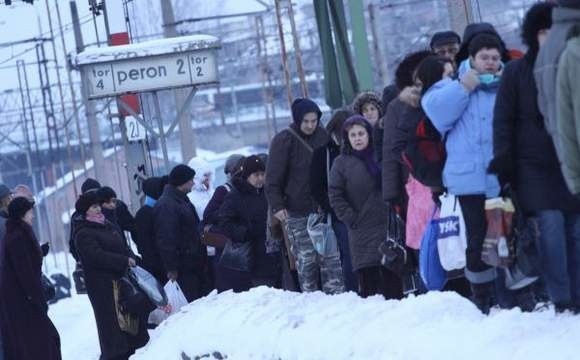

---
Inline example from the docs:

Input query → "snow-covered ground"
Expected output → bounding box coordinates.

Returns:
[132,288,579,360]
[46,253,580,360]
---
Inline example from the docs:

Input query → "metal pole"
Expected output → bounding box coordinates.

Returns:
[152,92,170,172]
[256,16,272,141]
[274,0,294,109]
[368,4,389,86]
[160,0,197,161]
[45,0,78,199]
[57,0,88,172]
[447,0,475,35]
[260,16,278,134]
[287,1,308,98]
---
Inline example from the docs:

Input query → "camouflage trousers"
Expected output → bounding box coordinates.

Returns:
[285,216,345,294]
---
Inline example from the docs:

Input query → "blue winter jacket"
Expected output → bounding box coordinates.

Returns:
[421,60,500,198]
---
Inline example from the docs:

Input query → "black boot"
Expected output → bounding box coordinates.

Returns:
[555,302,575,314]
[515,286,537,312]
[470,282,494,315]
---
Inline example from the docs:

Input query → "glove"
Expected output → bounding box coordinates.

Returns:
[460,69,480,92]
[488,153,514,190]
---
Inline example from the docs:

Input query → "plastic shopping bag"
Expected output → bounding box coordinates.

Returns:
[482,198,515,268]
[437,194,467,271]
[307,212,339,256]
[148,281,188,325]
[420,208,447,291]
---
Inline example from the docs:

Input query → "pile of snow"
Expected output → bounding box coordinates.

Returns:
[134,288,580,360]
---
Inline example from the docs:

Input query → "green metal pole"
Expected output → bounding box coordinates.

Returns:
[348,0,374,91]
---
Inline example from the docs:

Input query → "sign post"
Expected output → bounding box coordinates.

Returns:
[74,34,220,201]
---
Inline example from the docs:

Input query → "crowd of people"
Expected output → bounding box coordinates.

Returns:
[1,1,579,359]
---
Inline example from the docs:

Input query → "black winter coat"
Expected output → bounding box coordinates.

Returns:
[329,154,389,271]
[0,219,61,360]
[154,185,205,273]
[310,140,340,214]
[382,98,410,206]
[492,54,580,213]
[265,124,328,217]
[134,204,165,283]
[219,178,279,278]
[203,184,233,227]
[74,219,148,359]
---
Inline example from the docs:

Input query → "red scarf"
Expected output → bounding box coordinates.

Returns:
[86,212,106,225]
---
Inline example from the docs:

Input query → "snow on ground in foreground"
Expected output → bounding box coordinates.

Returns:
[49,295,100,360]
[133,287,579,360]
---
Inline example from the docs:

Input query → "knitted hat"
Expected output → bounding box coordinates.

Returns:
[240,155,266,179]
[97,186,117,203]
[8,197,34,220]
[142,176,168,200]
[0,184,11,200]
[430,31,461,48]
[81,178,101,194]
[352,91,384,119]
[169,164,196,186]
[224,154,245,175]
[75,191,100,215]
[291,98,322,128]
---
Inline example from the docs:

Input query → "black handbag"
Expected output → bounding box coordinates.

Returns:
[117,270,155,316]
[219,240,253,272]
[41,273,56,302]
[380,208,410,276]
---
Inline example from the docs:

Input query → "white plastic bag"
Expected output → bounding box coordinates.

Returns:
[436,194,467,271]
[148,281,188,325]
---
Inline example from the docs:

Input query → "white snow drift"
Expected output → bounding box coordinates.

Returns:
[133,287,580,360]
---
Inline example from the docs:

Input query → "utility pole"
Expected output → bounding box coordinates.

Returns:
[446,0,476,35]
[102,0,151,213]
[368,4,388,86]
[44,0,78,199]
[274,0,294,109]
[55,0,88,173]
[286,1,308,98]
[256,15,273,141]
[71,1,107,184]
[160,0,197,162]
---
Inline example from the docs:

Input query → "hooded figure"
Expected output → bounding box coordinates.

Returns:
[265,98,342,294]
[455,22,509,64]
[329,115,402,299]
[134,176,169,283]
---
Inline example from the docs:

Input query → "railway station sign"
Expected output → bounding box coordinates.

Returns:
[75,35,220,99]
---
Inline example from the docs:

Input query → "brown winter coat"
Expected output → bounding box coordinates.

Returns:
[265,124,328,217]
[0,218,61,360]
[329,154,389,271]
[75,219,148,360]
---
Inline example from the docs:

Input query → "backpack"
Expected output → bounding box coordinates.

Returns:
[401,116,446,188]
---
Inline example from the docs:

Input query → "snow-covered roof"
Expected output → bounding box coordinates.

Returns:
[75,34,221,66]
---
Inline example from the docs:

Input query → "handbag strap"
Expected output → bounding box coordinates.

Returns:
[287,127,314,154]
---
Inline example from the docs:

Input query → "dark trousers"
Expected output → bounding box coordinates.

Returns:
[177,271,205,302]
[457,195,496,284]
[357,266,403,299]
[333,219,358,292]
[534,210,580,306]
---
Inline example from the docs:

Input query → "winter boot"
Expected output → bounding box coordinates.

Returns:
[555,302,575,314]
[514,286,537,312]
[470,282,494,315]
